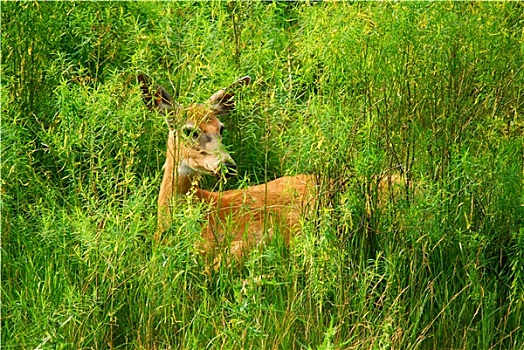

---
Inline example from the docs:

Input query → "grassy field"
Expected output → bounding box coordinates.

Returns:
[2,2,524,349]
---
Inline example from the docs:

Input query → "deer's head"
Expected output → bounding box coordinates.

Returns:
[138,74,251,179]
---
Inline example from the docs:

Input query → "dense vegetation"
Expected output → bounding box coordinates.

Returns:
[2,2,523,349]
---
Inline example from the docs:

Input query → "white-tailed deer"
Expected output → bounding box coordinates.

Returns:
[138,74,317,258]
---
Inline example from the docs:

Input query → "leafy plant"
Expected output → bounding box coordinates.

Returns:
[3,2,523,349]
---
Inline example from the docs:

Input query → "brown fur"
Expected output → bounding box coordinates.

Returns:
[197,174,316,258]
[138,74,317,258]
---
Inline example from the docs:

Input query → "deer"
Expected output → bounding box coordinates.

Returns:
[137,74,317,259]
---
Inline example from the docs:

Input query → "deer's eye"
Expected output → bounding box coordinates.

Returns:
[183,126,200,140]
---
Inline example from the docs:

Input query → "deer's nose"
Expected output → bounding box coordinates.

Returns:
[223,162,237,178]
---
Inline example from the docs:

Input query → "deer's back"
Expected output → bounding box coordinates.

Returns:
[197,175,317,256]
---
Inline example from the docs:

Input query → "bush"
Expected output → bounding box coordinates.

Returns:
[3,2,523,349]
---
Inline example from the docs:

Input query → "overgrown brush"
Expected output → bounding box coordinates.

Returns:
[2,2,523,349]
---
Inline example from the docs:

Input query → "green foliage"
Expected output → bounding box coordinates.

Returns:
[2,2,523,349]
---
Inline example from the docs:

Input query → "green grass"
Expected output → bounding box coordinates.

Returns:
[2,2,524,349]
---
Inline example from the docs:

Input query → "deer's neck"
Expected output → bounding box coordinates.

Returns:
[156,131,201,236]
[160,130,200,202]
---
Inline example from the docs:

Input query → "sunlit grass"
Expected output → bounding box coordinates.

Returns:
[2,2,523,349]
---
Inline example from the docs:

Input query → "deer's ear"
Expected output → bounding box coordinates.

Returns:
[137,73,176,115]
[208,76,251,115]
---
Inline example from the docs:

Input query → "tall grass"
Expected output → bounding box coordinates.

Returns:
[2,2,524,349]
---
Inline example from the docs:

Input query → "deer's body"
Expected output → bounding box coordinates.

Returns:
[138,74,316,257]
[194,174,314,256]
